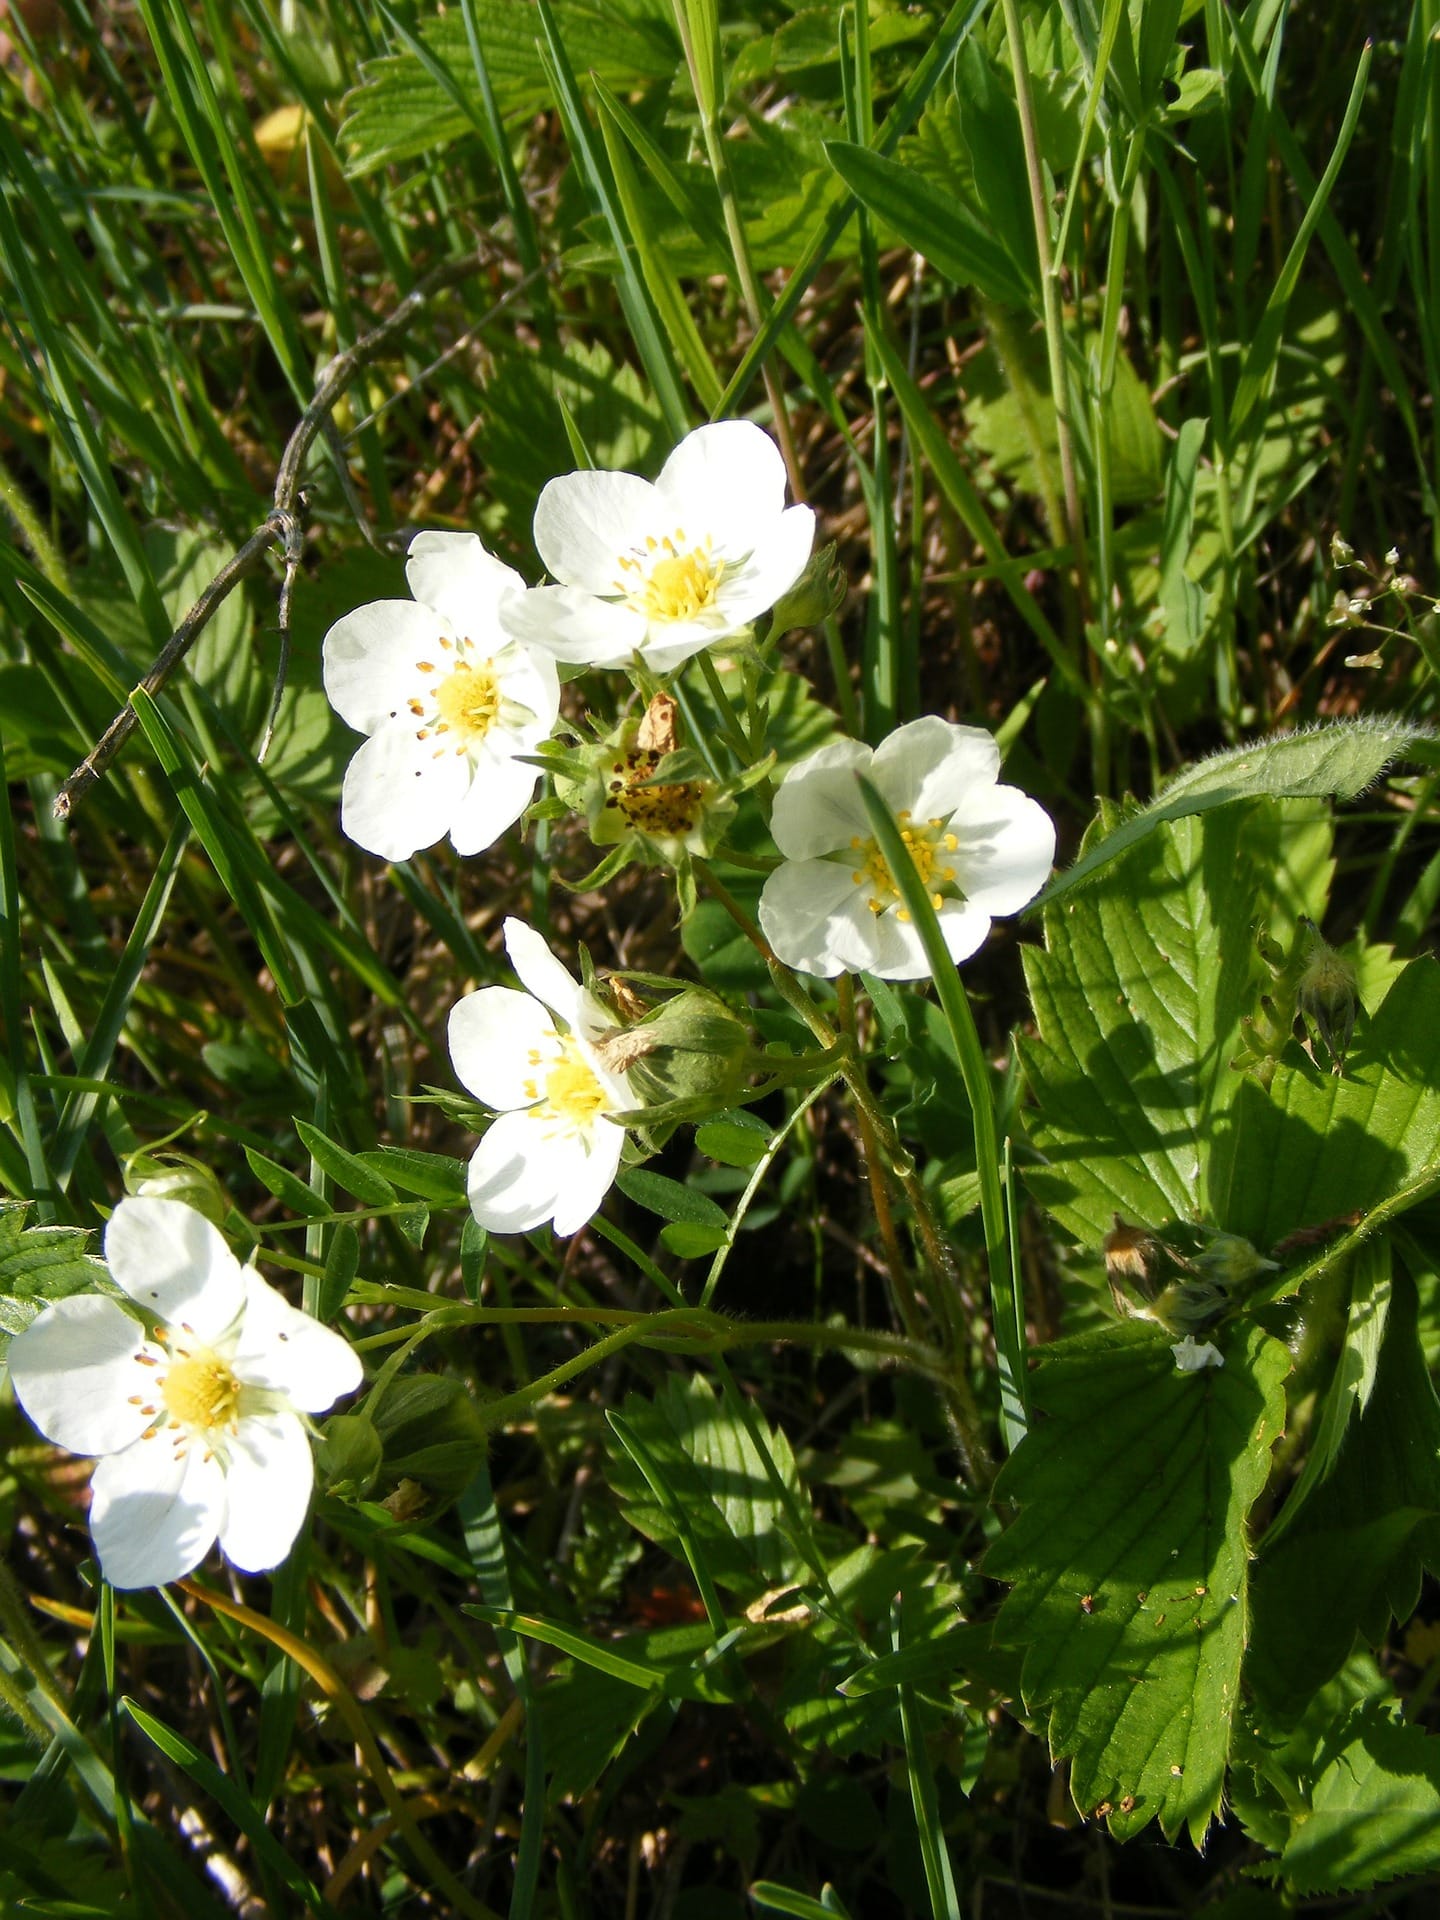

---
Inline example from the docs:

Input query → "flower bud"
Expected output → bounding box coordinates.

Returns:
[370,1376,489,1502]
[122,1151,229,1229]
[603,984,754,1112]
[318,1413,384,1497]
[1193,1230,1278,1291]
[1295,919,1357,1071]
[766,542,846,637]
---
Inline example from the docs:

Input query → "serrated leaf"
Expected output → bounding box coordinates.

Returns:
[0,1202,99,1298]
[1248,1262,1440,1716]
[1261,1240,1390,1548]
[1037,720,1426,909]
[986,1320,1290,1842]
[339,1,677,174]
[606,1373,803,1597]
[1280,1705,1440,1893]
[1021,805,1278,1243]
[1213,957,1440,1253]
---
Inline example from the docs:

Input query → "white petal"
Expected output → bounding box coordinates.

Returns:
[8,1294,152,1457]
[533,469,657,593]
[948,786,1056,916]
[405,531,527,633]
[503,918,589,1027]
[655,421,789,556]
[769,738,874,858]
[491,644,561,737]
[639,620,741,676]
[758,861,867,977]
[231,1270,362,1412]
[1172,1336,1224,1373]
[104,1196,245,1341]
[858,910,936,981]
[219,1412,314,1573]
[339,722,472,861]
[322,600,445,735]
[449,987,558,1110]
[936,899,995,968]
[466,1110,622,1235]
[90,1438,224,1588]
[446,754,540,858]
[500,583,646,667]
[871,717,999,820]
[710,504,815,627]
[551,1122,626,1237]
[465,1110,572,1233]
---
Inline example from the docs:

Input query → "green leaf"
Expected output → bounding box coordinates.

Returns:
[339,0,677,174]
[1036,720,1426,909]
[1248,1262,1440,1717]
[354,1148,468,1207]
[750,1884,854,1920]
[616,1166,728,1233]
[295,1120,398,1207]
[660,1220,728,1258]
[318,1223,360,1322]
[824,140,1033,306]
[985,1320,1290,1843]
[1021,805,1288,1243]
[1280,1705,1440,1894]
[1261,1240,1390,1548]
[0,1203,99,1351]
[1215,957,1440,1254]
[606,1372,803,1598]
[244,1148,329,1218]
[695,1111,770,1168]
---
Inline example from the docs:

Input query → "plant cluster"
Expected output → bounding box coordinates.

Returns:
[3,2,1440,1918]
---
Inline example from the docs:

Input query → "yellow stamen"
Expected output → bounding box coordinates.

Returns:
[161,1348,241,1434]
[434,660,501,746]
[849,816,963,919]
[529,1037,608,1132]
[618,529,725,624]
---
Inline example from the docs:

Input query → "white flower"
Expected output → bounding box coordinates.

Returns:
[757,716,1055,981]
[448,919,640,1236]
[501,421,815,674]
[323,531,560,861]
[7,1197,362,1589]
[1171,1336,1224,1373]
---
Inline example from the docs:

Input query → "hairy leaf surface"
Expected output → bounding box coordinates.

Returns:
[986,1321,1289,1842]
[1021,806,1293,1243]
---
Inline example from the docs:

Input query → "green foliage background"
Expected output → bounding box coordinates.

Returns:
[2,0,1440,1915]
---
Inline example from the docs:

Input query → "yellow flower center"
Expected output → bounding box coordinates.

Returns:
[614,529,725,624]
[161,1348,241,1433]
[522,1037,609,1130]
[434,660,501,745]
[850,812,960,920]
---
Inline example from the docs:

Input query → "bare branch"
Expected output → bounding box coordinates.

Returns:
[54,253,492,821]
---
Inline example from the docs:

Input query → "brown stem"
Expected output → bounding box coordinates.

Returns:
[54,254,495,821]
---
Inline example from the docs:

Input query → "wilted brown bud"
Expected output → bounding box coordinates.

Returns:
[636,692,679,755]
[1104,1215,1157,1285]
